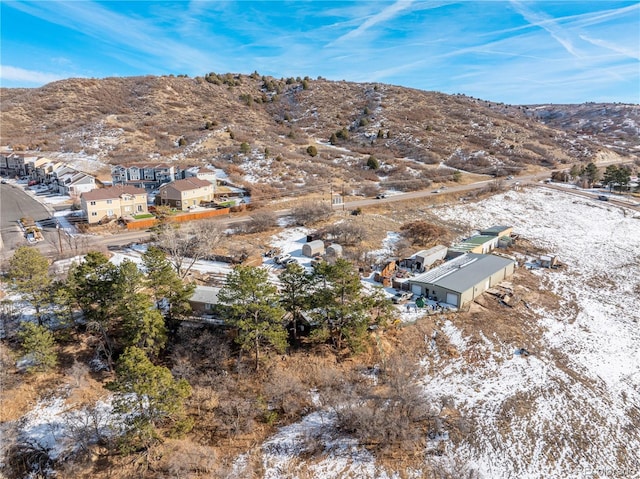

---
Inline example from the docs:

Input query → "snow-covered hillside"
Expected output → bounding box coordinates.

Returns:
[253,187,640,478]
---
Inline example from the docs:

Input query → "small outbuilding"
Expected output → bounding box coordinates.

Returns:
[326,243,343,258]
[479,225,513,237]
[402,245,447,272]
[302,240,325,257]
[448,235,500,257]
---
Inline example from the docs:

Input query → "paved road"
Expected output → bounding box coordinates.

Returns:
[4,155,636,258]
[334,172,544,210]
[0,183,55,256]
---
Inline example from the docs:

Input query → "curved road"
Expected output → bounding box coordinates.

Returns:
[0,183,54,256]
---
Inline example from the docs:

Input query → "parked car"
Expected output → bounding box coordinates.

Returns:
[281,257,298,267]
[375,194,386,199]
[392,291,413,304]
[274,253,291,264]
[310,256,325,268]
[0,180,6,184]
[598,195,609,201]
[432,189,441,194]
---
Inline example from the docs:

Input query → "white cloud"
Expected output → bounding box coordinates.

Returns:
[328,0,414,46]
[0,65,65,85]
[510,0,582,58]
[579,35,640,61]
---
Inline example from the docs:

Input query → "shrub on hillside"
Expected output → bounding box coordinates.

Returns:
[291,201,333,226]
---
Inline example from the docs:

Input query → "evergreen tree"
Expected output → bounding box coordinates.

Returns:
[306,145,318,157]
[18,322,57,372]
[111,347,192,451]
[311,259,370,352]
[67,251,121,323]
[7,246,51,324]
[366,156,379,170]
[582,162,600,186]
[120,293,167,357]
[218,266,287,370]
[142,246,195,324]
[279,263,313,341]
[603,165,631,192]
[49,280,76,331]
[67,252,125,369]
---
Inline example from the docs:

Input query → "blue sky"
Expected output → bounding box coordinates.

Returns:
[1,1,638,104]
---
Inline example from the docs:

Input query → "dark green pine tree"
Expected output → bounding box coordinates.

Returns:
[110,347,192,452]
[311,258,371,352]
[142,246,195,328]
[218,266,287,371]
[18,322,58,372]
[279,262,314,341]
[7,246,51,325]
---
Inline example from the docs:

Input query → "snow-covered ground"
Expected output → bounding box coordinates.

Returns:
[252,187,640,478]
[7,187,639,478]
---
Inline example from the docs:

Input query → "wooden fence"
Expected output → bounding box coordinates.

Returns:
[126,208,231,230]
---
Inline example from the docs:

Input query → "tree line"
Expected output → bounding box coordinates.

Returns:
[4,243,395,453]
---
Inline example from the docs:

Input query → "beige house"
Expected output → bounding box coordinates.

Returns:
[158,177,215,211]
[81,186,148,224]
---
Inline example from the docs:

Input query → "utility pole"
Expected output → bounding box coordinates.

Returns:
[56,222,63,255]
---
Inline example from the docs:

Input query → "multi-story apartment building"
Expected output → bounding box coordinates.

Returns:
[111,163,176,190]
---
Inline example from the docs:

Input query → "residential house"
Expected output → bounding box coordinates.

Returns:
[408,253,516,307]
[111,163,176,190]
[32,158,63,184]
[80,186,148,224]
[182,165,217,185]
[189,286,221,316]
[158,177,215,211]
[58,172,96,197]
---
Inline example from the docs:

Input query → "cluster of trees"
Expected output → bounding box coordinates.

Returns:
[5,245,195,451]
[5,241,397,457]
[566,162,634,191]
[219,259,394,370]
[602,164,632,192]
[569,162,600,186]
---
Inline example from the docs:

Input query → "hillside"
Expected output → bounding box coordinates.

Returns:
[2,186,639,479]
[2,75,634,197]
[523,103,640,157]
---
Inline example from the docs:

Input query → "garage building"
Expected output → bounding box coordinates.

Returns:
[408,253,515,307]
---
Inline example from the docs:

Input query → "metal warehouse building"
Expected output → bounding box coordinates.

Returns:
[408,253,516,307]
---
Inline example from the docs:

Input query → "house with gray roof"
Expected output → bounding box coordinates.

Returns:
[408,253,515,307]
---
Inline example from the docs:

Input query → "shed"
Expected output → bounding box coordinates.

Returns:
[408,253,516,307]
[479,225,513,237]
[302,240,325,257]
[404,245,447,272]
[326,243,343,258]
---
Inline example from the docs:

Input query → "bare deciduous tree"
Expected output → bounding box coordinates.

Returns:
[153,221,225,278]
[290,201,333,226]
[322,220,366,246]
[242,210,278,233]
